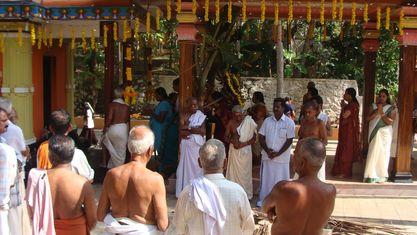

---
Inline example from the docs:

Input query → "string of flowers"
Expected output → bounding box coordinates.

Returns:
[146,12,151,34]
[260,0,265,23]
[81,30,87,51]
[226,71,244,106]
[30,24,36,46]
[332,0,337,20]
[48,31,52,47]
[0,34,4,53]
[113,22,118,41]
[363,2,368,23]
[167,0,172,20]
[17,27,23,47]
[103,24,108,47]
[308,21,314,39]
[323,22,327,41]
[274,1,279,26]
[376,6,381,30]
[228,0,232,23]
[123,20,128,42]
[134,18,139,39]
[37,26,42,49]
[351,2,356,26]
[59,30,63,48]
[215,0,220,23]
[91,29,96,50]
[320,0,325,25]
[385,7,390,30]
[242,0,246,22]
[399,9,404,36]
[338,0,343,21]
[288,0,293,22]
[177,0,181,14]
[42,27,47,46]
[307,0,311,23]
[204,0,209,21]
[71,30,75,49]
[126,68,132,81]
[156,8,161,31]
[192,0,197,16]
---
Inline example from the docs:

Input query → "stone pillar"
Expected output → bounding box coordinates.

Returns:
[3,35,35,142]
[361,34,379,156]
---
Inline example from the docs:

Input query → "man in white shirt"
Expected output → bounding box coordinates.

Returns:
[173,139,255,235]
[258,98,295,207]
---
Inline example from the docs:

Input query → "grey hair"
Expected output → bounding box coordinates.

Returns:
[232,105,244,113]
[0,97,12,114]
[298,137,326,168]
[199,139,226,170]
[128,125,155,155]
[114,87,124,99]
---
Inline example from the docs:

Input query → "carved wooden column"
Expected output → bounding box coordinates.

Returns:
[361,29,379,155]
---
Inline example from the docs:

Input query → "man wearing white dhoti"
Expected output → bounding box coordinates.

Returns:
[225,105,257,199]
[364,89,396,183]
[173,139,255,235]
[176,97,206,197]
[98,126,168,234]
[103,87,130,169]
[257,98,295,208]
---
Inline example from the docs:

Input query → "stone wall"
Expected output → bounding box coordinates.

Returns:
[241,78,361,125]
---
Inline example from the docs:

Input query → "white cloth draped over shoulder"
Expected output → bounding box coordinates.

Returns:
[176,110,206,197]
[364,104,394,182]
[103,214,164,235]
[190,176,226,235]
[226,116,257,199]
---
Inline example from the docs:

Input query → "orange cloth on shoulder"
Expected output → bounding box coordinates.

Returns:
[54,215,90,235]
[37,141,52,170]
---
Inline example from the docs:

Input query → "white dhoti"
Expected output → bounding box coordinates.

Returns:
[8,172,31,235]
[0,209,9,235]
[257,159,290,207]
[176,136,204,197]
[104,214,164,235]
[103,123,128,168]
[364,125,392,181]
[226,145,253,199]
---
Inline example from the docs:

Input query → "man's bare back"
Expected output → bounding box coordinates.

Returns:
[48,168,96,228]
[106,102,129,126]
[265,178,336,235]
[97,162,167,227]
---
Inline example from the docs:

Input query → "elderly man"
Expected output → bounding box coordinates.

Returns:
[102,86,130,168]
[27,135,97,234]
[225,105,257,199]
[0,107,17,234]
[37,109,94,181]
[257,98,295,207]
[97,125,168,234]
[173,139,255,235]
[262,137,336,235]
[176,97,206,197]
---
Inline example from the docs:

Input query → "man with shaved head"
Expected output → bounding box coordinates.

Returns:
[97,125,168,234]
[262,137,336,235]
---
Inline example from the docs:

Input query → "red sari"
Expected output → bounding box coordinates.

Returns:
[332,102,360,177]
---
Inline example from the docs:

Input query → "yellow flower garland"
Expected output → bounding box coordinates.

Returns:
[30,24,36,46]
[274,2,279,26]
[399,9,404,36]
[307,0,311,23]
[48,31,52,47]
[134,18,140,39]
[226,72,244,106]
[288,0,293,22]
[126,47,132,61]
[192,0,197,16]
[81,30,87,51]
[59,30,63,48]
[156,8,161,31]
[376,6,381,30]
[167,0,172,21]
[363,2,368,23]
[43,27,47,46]
[338,0,343,22]
[215,0,220,23]
[332,0,337,20]
[17,27,23,47]
[71,30,75,49]
[146,12,151,34]
[103,25,108,47]
[0,34,4,53]
[123,20,128,42]
[126,68,132,81]
[320,0,325,25]
[177,0,181,14]
[204,0,209,21]
[113,22,118,41]
[351,2,356,26]
[37,26,42,49]
[385,7,390,30]
[261,0,265,23]
[242,0,246,22]
[228,0,232,23]
[91,30,95,50]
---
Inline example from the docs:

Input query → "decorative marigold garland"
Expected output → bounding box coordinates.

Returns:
[385,7,390,30]
[363,2,368,23]
[242,0,247,22]
[215,0,220,23]
[274,1,279,26]
[192,0,197,16]
[30,24,36,46]
[146,12,151,34]
[0,34,4,53]
[59,30,63,48]
[71,30,75,49]
[288,0,293,22]
[351,2,356,26]
[320,0,325,25]
[17,27,23,47]
[48,31,52,47]
[37,26,42,49]
[204,0,209,21]
[399,9,404,36]
[156,8,161,30]
[226,71,244,106]
[134,18,140,39]
[103,24,108,47]
[338,0,343,21]
[307,0,311,23]
[260,0,265,23]
[167,0,172,20]
[81,30,87,51]
[177,0,181,14]
[91,29,95,50]
[376,6,381,30]
[113,22,118,41]
[228,0,232,23]
[332,0,337,20]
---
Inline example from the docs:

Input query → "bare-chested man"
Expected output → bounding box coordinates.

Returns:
[47,135,97,234]
[102,86,130,168]
[97,125,168,234]
[262,137,336,235]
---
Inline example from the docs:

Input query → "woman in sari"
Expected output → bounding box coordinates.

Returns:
[150,87,172,154]
[364,89,396,183]
[332,88,360,178]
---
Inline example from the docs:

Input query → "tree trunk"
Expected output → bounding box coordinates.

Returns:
[276,21,284,98]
